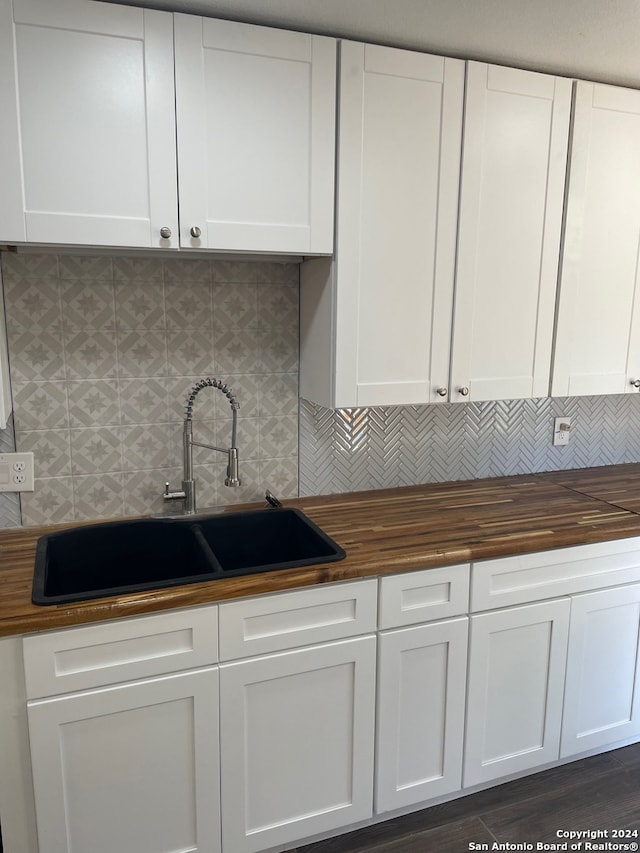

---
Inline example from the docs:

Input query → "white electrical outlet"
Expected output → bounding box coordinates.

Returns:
[0,452,35,491]
[553,417,571,447]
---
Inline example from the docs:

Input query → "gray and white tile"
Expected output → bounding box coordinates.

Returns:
[258,327,298,373]
[259,373,298,416]
[119,378,168,424]
[21,477,75,526]
[214,330,261,375]
[124,467,181,517]
[163,258,212,284]
[114,281,165,330]
[3,279,62,334]
[112,256,163,282]
[260,457,298,498]
[166,330,214,376]
[59,255,112,282]
[70,427,123,475]
[60,281,116,330]
[120,423,177,470]
[73,473,125,521]
[9,329,66,381]
[117,330,167,377]
[212,284,258,331]
[212,260,258,284]
[256,262,299,285]
[165,283,212,329]
[68,379,120,427]
[12,381,69,431]
[258,284,298,329]
[16,429,72,478]
[260,415,298,458]
[65,330,118,379]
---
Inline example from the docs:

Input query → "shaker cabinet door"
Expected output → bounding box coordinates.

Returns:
[561,584,640,757]
[174,15,336,254]
[0,0,179,248]
[27,668,221,853]
[464,599,570,787]
[334,42,464,407]
[552,81,640,396]
[219,637,376,853]
[300,41,464,408]
[451,62,571,402]
[376,617,468,814]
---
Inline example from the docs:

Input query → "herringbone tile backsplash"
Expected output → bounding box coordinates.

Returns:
[299,395,640,496]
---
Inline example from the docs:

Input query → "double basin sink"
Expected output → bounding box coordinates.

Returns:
[32,508,346,606]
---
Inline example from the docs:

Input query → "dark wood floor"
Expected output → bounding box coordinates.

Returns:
[295,743,640,852]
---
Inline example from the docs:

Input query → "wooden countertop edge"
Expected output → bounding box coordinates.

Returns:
[4,464,640,637]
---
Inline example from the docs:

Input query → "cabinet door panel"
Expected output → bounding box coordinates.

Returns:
[376,618,468,813]
[0,0,178,247]
[464,599,570,786]
[174,15,335,253]
[552,81,640,396]
[27,668,220,853]
[332,42,464,407]
[452,62,571,402]
[562,584,640,757]
[220,637,376,853]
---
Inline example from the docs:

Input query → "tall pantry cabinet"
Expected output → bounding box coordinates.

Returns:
[300,53,572,408]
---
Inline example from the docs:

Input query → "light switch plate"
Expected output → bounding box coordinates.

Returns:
[0,452,35,491]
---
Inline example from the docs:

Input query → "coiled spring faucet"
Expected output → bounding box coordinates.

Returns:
[164,378,241,514]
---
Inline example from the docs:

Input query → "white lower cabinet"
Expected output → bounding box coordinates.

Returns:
[16,546,640,853]
[561,583,640,758]
[219,636,377,853]
[464,598,571,787]
[27,667,221,853]
[375,617,468,813]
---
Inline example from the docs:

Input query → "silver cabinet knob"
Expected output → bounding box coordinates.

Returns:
[160,227,172,239]
[631,379,640,389]
[457,386,470,397]
[436,387,448,397]
[190,226,202,239]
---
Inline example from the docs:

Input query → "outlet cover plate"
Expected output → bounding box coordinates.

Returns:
[0,452,35,491]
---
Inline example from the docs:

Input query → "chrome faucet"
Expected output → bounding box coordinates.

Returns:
[164,378,241,515]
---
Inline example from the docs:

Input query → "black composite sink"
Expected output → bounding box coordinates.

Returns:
[193,508,346,576]
[32,508,346,605]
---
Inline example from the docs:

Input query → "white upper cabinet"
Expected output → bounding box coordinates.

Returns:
[300,41,464,408]
[174,16,335,254]
[451,62,572,402]
[0,0,179,248]
[0,0,336,254]
[552,81,640,396]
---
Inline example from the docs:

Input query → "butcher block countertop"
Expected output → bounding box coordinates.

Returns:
[4,463,640,638]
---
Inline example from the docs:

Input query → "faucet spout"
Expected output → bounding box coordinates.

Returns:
[164,378,241,515]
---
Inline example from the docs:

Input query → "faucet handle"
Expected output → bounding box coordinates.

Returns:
[163,481,187,503]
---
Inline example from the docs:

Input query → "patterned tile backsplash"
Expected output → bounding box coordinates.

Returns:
[299,395,640,496]
[1,252,299,525]
[3,251,640,528]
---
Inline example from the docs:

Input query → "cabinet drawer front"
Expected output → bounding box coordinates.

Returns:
[23,606,218,698]
[219,580,378,661]
[471,537,640,610]
[379,564,469,629]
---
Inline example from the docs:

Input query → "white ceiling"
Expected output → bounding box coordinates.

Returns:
[108,0,640,88]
